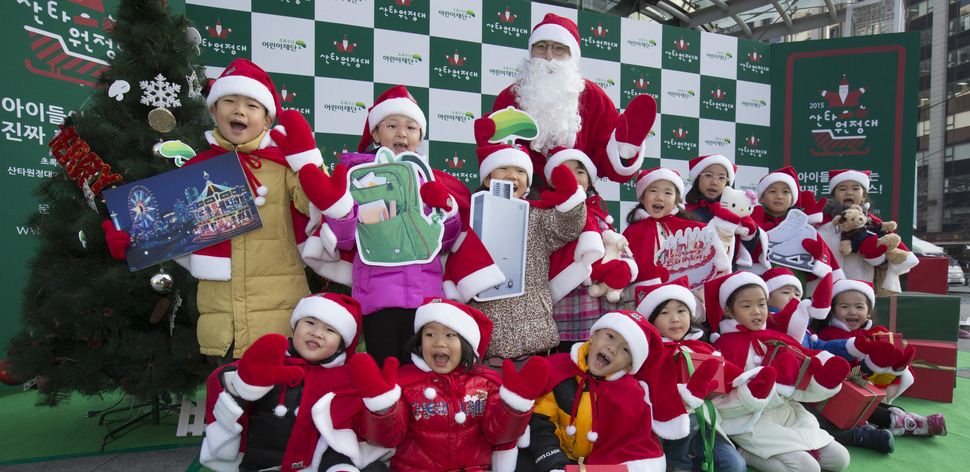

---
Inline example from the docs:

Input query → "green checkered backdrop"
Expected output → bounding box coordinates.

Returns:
[185,0,776,226]
[2,0,917,388]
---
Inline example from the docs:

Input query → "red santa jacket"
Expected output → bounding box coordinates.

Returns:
[494,79,636,185]
[357,364,530,472]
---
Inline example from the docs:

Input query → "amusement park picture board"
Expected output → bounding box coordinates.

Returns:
[102,151,263,271]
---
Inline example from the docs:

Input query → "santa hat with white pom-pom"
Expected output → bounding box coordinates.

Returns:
[410,297,493,424]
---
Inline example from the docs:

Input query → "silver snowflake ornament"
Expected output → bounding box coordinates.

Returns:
[139,73,182,108]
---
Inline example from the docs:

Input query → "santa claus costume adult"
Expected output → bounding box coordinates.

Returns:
[492,13,658,186]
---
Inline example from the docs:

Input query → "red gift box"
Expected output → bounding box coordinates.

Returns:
[872,332,904,349]
[565,465,629,472]
[815,376,886,429]
[675,351,728,394]
[901,340,957,403]
[762,341,812,390]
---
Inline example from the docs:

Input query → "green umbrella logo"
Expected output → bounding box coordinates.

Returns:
[488,107,539,144]
[295,40,307,48]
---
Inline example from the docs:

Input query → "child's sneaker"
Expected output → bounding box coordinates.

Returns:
[889,407,947,436]
[853,425,894,453]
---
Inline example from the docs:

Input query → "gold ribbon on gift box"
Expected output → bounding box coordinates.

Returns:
[764,340,811,387]
[910,359,957,371]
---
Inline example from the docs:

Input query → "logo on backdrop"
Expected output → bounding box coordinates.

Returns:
[590,77,617,90]
[205,20,232,38]
[21,1,114,86]
[445,153,465,169]
[809,74,872,156]
[633,75,650,90]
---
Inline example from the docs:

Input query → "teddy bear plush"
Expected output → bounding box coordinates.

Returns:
[587,229,633,303]
[830,204,909,265]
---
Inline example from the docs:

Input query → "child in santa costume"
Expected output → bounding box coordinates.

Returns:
[635,277,775,472]
[682,154,768,271]
[342,297,550,472]
[467,121,587,364]
[200,292,391,472]
[543,147,638,352]
[816,169,918,294]
[753,166,840,290]
[708,272,852,472]
[104,59,349,360]
[300,85,502,366]
[523,310,690,472]
[762,269,898,453]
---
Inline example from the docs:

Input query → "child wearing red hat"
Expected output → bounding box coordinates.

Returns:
[201,292,390,472]
[104,59,353,361]
[708,272,853,472]
[635,278,772,472]
[467,117,587,364]
[523,310,690,472]
[342,297,549,472]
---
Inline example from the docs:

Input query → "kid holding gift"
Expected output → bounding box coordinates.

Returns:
[200,292,389,472]
[345,297,550,472]
[708,271,852,472]
[105,59,352,360]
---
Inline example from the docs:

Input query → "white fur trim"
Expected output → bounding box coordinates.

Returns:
[831,279,875,306]
[607,133,646,175]
[201,421,244,467]
[812,257,833,278]
[864,253,887,266]
[500,385,535,413]
[362,384,401,412]
[306,202,323,236]
[188,253,232,281]
[710,216,740,233]
[807,303,829,320]
[254,195,266,207]
[478,146,534,185]
[689,154,735,184]
[636,168,684,201]
[491,447,519,472]
[368,97,427,140]
[621,456,667,472]
[312,392,396,468]
[565,424,577,436]
[517,425,531,448]
[212,391,245,429]
[206,75,278,118]
[274,404,288,417]
[885,368,914,403]
[455,411,467,423]
[424,387,437,400]
[285,148,324,172]
[325,465,360,472]
[844,337,863,358]
[544,148,597,183]
[678,383,705,410]
[230,373,273,401]
[590,312,648,373]
[549,261,593,304]
[864,355,896,374]
[256,186,267,196]
[764,273,802,295]
[587,430,599,442]
[717,272,769,309]
[635,284,696,319]
[555,186,586,212]
[828,170,870,191]
[756,172,798,205]
[322,191,354,219]
[652,413,690,441]
[450,261,504,304]
[775,384,795,398]
[529,23,581,57]
[414,301,482,354]
[291,295,358,346]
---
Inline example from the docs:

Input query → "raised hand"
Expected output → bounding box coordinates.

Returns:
[102,220,130,260]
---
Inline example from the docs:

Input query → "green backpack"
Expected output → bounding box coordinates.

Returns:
[348,148,445,266]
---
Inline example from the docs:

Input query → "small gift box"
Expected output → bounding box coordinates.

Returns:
[901,340,957,403]
[761,340,812,390]
[674,351,728,394]
[872,332,904,349]
[815,371,886,429]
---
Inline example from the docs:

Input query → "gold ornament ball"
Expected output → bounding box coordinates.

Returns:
[148,107,176,133]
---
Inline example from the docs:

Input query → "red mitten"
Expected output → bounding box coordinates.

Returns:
[686,358,721,399]
[710,202,742,225]
[867,345,904,370]
[501,357,550,403]
[892,345,916,373]
[539,165,581,210]
[747,366,777,400]
[808,273,833,317]
[851,335,895,357]
[299,163,352,218]
[234,334,304,400]
[811,356,850,390]
[348,354,399,407]
[798,190,826,222]
[614,94,657,157]
[420,180,454,212]
[739,216,758,238]
[473,116,497,146]
[602,262,633,290]
[102,220,130,260]
[802,238,825,260]
[270,110,316,157]
[772,351,801,389]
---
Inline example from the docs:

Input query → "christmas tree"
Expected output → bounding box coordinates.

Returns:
[6,0,212,406]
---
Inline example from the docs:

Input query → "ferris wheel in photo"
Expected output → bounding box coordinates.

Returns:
[127,185,159,231]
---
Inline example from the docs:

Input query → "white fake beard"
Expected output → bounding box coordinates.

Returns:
[513,57,585,155]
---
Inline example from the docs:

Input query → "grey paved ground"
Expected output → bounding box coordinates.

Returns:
[4,287,970,471]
